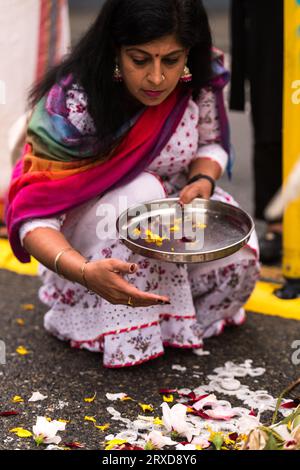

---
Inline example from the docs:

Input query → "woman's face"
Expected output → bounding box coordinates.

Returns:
[118,34,189,106]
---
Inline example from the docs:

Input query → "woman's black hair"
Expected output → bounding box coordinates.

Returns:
[29,0,212,141]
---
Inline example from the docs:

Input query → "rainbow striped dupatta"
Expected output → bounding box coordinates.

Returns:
[5,51,230,263]
[5,81,192,263]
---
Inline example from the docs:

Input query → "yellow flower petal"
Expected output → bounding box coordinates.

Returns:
[16,319,25,326]
[105,439,127,450]
[16,346,29,355]
[163,395,174,403]
[84,392,97,403]
[186,406,195,413]
[94,423,110,431]
[58,419,70,423]
[12,396,24,403]
[139,403,154,413]
[153,417,163,426]
[84,416,96,423]
[121,396,134,401]
[21,304,35,311]
[10,427,32,438]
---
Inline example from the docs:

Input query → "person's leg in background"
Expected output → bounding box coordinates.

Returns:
[230,0,284,264]
[253,142,283,264]
[248,0,283,264]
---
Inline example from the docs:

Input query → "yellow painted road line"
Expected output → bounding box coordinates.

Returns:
[245,281,300,321]
[0,239,38,276]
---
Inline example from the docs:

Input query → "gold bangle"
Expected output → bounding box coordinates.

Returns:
[54,247,75,279]
[81,260,94,294]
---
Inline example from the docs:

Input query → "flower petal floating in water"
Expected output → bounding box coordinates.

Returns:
[16,319,25,326]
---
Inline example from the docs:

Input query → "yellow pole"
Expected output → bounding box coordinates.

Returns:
[283,0,300,279]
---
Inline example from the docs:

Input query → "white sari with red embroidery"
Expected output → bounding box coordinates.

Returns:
[19,86,260,368]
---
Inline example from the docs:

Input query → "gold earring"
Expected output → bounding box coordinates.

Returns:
[180,65,192,83]
[113,62,123,82]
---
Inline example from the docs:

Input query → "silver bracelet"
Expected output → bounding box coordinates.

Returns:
[54,248,75,279]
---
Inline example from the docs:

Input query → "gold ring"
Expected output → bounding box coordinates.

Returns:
[127,296,134,306]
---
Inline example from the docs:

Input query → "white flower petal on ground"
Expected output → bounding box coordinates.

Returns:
[172,365,187,372]
[132,419,154,431]
[271,424,291,442]
[45,445,64,450]
[176,444,197,450]
[161,403,195,442]
[192,394,218,411]
[177,388,192,395]
[115,430,138,443]
[193,349,210,356]
[204,406,237,421]
[28,392,48,402]
[190,436,211,448]
[237,415,262,435]
[106,393,128,401]
[33,417,66,445]
[106,407,121,417]
[146,430,177,449]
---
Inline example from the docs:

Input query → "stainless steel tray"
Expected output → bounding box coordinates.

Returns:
[116,198,254,264]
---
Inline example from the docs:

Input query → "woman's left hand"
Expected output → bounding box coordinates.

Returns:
[179,179,213,205]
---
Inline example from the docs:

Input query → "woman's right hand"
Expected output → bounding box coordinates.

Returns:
[83,258,170,308]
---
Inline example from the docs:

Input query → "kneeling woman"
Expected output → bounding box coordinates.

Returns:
[5,0,259,368]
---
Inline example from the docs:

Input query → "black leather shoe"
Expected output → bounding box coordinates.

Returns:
[259,231,282,265]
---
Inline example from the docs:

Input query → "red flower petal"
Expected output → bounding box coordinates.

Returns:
[187,393,210,405]
[159,389,177,394]
[115,444,144,451]
[249,409,257,416]
[0,410,21,416]
[187,408,211,419]
[281,401,298,409]
[63,442,85,449]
